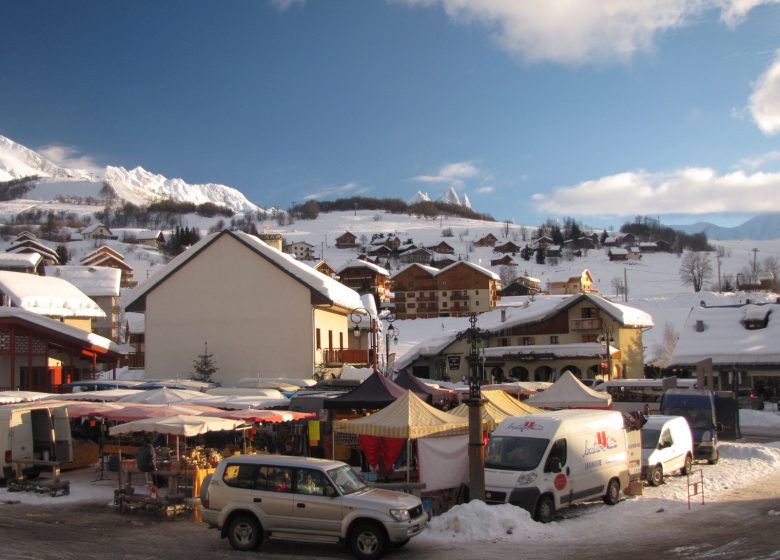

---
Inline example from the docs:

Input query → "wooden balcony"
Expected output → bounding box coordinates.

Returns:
[570,318,603,331]
[322,348,369,366]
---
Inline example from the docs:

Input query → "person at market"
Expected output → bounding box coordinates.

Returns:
[136,433,159,487]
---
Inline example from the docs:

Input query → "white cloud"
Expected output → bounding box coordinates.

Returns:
[476,186,494,194]
[393,0,779,64]
[735,150,780,169]
[36,144,102,173]
[412,161,479,184]
[532,166,780,216]
[268,0,304,11]
[303,182,369,200]
[749,50,780,135]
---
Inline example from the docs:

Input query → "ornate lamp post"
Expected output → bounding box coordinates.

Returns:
[598,323,614,380]
[455,313,491,501]
[350,307,378,373]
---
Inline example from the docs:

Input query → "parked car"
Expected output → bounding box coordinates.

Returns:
[661,389,720,464]
[199,454,427,560]
[640,415,694,486]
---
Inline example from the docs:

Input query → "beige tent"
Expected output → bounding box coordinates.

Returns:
[449,390,542,430]
[332,390,468,439]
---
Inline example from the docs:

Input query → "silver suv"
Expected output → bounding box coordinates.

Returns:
[200,455,427,560]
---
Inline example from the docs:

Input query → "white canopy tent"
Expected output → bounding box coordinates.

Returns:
[525,371,612,409]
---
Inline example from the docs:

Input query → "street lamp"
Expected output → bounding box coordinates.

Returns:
[384,315,399,377]
[350,307,378,373]
[455,313,491,502]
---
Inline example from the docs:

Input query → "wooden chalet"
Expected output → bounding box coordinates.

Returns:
[391,264,440,320]
[336,260,392,304]
[398,248,433,265]
[335,231,359,249]
[490,255,516,267]
[429,241,455,255]
[494,241,521,254]
[500,276,541,296]
[8,239,59,266]
[313,260,337,278]
[80,223,117,240]
[548,269,595,295]
[474,233,498,247]
[608,248,628,261]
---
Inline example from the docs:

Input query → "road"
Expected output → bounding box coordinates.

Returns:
[1,471,778,560]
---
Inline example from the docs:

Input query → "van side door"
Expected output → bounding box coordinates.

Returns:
[543,439,569,508]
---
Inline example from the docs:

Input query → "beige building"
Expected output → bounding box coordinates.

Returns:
[124,230,364,385]
[395,293,653,383]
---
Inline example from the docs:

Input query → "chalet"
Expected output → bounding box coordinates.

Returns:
[0,252,42,274]
[81,245,125,265]
[81,251,135,287]
[336,260,392,304]
[494,241,521,254]
[13,231,38,242]
[385,236,402,250]
[638,242,658,253]
[608,248,628,261]
[0,271,105,334]
[548,269,596,295]
[335,231,359,249]
[391,264,440,320]
[8,239,59,266]
[563,237,596,251]
[0,307,125,392]
[284,241,316,260]
[80,223,117,240]
[44,265,122,341]
[474,233,498,247]
[545,244,562,258]
[490,255,516,267]
[627,246,642,261]
[367,244,393,258]
[124,230,364,385]
[135,230,166,249]
[395,293,652,384]
[428,241,455,255]
[500,276,541,296]
[534,235,554,250]
[655,239,672,252]
[312,260,337,278]
[668,302,780,399]
[430,257,457,270]
[398,248,433,266]
[619,233,636,247]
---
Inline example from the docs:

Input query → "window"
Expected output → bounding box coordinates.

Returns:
[295,468,330,496]
[582,334,598,343]
[500,337,509,346]
[316,328,321,350]
[475,301,480,306]
[522,337,534,346]
[443,302,448,308]
[328,330,333,349]
[223,463,259,489]
[442,291,447,296]
[544,439,567,472]
[550,336,559,344]
[581,307,595,319]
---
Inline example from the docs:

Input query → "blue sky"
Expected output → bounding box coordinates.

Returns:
[2,0,780,228]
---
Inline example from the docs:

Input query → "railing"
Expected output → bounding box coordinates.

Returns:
[322,348,369,365]
[571,318,603,331]
[450,293,470,301]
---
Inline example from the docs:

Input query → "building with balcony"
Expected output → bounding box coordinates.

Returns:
[395,293,653,384]
[336,259,392,305]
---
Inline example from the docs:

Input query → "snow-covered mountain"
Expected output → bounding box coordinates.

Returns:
[0,135,265,214]
[439,186,461,206]
[408,191,432,204]
[673,213,780,241]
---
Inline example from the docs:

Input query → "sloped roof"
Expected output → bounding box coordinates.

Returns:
[393,369,451,406]
[124,230,363,313]
[0,270,105,318]
[436,260,501,281]
[0,252,41,268]
[44,265,121,297]
[448,389,542,430]
[525,371,612,409]
[337,259,390,277]
[331,390,468,439]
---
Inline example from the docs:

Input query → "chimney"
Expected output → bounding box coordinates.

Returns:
[695,320,705,332]
[500,308,507,322]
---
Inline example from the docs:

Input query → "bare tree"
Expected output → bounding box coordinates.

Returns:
[649,322,679,368]
[763,256,780,289]
[679,251,712,292]
[499,265,517,287]
[611,277,626,298]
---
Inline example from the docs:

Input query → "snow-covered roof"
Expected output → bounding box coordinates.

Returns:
[125,230,363,312]
[81,223,111,235]
[0,307,125,354]
[125,311,145,334]
[8,239,58,257]
[437,259,501,281]
[0,252,41,268]
[484,342,618,359]
[609,248,628,255]
[85,253,134,270]
[135,230,163,240]
[0,270,105,318]
[394,293,652,371]
[81,245,125,262]
[393,262,439,278]
[670,303,780,366]
[44,265,121,297]
[337,259,390,277]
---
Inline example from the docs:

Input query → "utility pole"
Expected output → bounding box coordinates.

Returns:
[752,248,759,283]
[717,253,722,292]
[624,268,629,302]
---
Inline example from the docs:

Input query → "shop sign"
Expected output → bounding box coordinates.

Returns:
[447,355,461,370]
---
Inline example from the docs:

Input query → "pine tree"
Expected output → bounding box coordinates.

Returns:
[535,248,546,265]
[192,341,218,382]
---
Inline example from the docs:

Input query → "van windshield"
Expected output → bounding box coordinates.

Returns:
[485,436,550,471]
[662,407,712,429]
[641,428,661,449]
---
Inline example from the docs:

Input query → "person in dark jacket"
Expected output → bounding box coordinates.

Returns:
[136,434,158,488]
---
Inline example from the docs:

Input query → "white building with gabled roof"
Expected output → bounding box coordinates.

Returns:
[123,229,364,385]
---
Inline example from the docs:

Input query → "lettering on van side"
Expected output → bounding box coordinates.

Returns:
[504,421,545,432]
[582,431,618,458]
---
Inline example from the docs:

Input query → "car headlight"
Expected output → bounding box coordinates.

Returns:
[390,509,411,522]
[515,472,537,486]
[701,430,712,443]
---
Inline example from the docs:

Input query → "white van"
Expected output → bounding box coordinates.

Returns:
[640,415,694,486]
[484,409,630,522]
[0,403,73,484]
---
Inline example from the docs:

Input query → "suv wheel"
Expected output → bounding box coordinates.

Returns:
[227,514,262,551]
[349,522,386,560]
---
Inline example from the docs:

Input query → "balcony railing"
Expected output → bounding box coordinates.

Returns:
[450,293,470,301]
[570,318,603,331]
[322,348,369,365]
